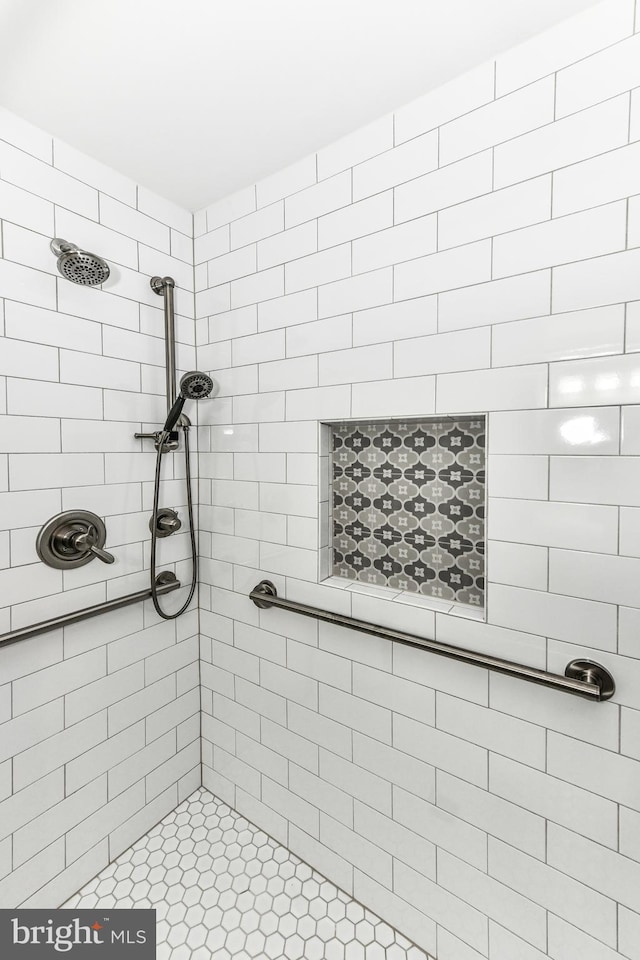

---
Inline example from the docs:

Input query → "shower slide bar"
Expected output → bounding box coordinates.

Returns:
[249,580,615,702]
[0,573,181,648]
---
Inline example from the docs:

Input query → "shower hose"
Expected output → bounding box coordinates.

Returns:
[149,424,198,620]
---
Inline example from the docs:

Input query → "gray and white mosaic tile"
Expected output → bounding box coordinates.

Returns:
[65,788,433,960]
[331,418,485,607]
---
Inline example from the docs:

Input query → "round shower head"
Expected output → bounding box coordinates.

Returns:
[50,238,110,286]
[162,371,218,433]
[179,371,216,400]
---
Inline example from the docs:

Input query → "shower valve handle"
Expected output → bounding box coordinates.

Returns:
[158,515,181,534]
[37,511,115,570]
[72,529,115,564]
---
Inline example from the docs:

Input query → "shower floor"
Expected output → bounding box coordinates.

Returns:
[65,788,432,960]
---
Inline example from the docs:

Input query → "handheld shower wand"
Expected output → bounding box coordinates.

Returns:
[162,371,217,434]
[149,369,217,621]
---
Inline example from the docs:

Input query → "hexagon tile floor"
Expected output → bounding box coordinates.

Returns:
[64,788,433,960]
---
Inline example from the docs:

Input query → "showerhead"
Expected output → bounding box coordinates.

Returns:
[180,371,215,400]
[50,238,110,286]
[162,370,218,433]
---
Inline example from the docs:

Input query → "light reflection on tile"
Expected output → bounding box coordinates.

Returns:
[550,353,640,407]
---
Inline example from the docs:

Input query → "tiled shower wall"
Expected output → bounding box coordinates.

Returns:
[195,1,640,957]
[0,111,201,907]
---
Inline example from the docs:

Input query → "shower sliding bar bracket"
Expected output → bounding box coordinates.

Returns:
[134,428,181,453]
[249,581,615,702]
[0,572,181,648]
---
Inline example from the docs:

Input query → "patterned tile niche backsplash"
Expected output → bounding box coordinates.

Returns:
[331,418,486,607]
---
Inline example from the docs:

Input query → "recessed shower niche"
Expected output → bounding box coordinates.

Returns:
[328,417,486,608]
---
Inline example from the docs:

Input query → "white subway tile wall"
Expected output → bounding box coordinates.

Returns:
[0,117,200,908]
[193,1,640,957]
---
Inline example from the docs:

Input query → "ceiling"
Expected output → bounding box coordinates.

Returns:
[0,0,600,212]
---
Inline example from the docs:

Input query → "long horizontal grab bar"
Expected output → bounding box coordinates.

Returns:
[0,572,181,648]
[249,581,615,702]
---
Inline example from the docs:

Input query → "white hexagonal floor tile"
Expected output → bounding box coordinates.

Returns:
[65,788,434,959]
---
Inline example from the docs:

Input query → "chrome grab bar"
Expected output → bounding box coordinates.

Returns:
[0,572,181,648]
[249,580,615,702]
